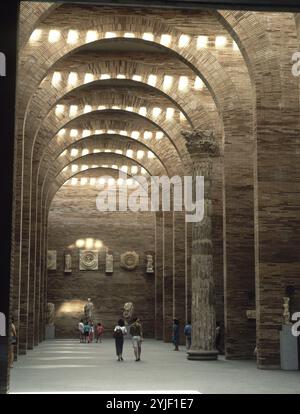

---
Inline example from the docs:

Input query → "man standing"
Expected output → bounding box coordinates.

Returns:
[184,321,192,350]
[130,317,143,361]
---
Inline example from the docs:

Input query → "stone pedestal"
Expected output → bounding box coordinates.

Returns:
[45,325,55,340]
[280,325,299,370]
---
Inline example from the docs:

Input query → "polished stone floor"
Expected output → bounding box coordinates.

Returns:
[10,339,300,394]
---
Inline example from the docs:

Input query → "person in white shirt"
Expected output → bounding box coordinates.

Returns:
[113,319,127,361]
[78,319,84,343]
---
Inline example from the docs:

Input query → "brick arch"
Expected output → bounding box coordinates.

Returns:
[44,153,154,211]
[46,134,171,178]
[46,147,167,191]
[25,53,218,152]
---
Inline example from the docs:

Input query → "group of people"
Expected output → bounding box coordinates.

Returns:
[78,320,104,343]
[78,317,143,362]
[173,319,222,352]
[113,317,143,362]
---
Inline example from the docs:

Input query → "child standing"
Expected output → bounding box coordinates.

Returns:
[96,323,104,343]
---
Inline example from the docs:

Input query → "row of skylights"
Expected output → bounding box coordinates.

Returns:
[30,29,239,51]
[54,103,187,123]
[60,148,156,160]
[57,128,164,141]
[63,164,147,175]
[66,177,145,187]
[51,71,205,92]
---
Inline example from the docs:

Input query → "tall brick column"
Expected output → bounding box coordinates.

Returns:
[163,211,174,342]
[182,129,220,360]
[173,211,186,345]
[155,212,163,340]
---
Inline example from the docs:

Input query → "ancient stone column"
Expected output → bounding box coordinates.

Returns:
[182,129,220,360]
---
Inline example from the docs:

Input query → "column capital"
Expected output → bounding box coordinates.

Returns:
[182,129,220,159]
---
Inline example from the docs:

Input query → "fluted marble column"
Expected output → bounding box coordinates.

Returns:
[182,129,220,360]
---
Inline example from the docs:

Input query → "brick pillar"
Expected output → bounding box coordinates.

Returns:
[155,212,163,340]
[173,211,186,345]
[163,211,173,342]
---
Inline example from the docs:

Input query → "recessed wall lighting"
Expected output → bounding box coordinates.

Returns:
[52,72,61,87]
[126,149,134,157]
[139,107,147,116]
[148,151,155,159]
[81,177,88,185]
[98,105,106,110]
[58,129,66,137]
[100,74,110,80]
[68,72,78,86]
[124,32,135,38]
[71,149,79,157]
[120,130,128,136]
[70,129,78,138]
[105,32,116,38]
[71,164,79,173]
[197,35,208,49]
[82,149,89,156]
[194,76,204,90]
[163,75,173,90]
[160,34,172,47]
[86,30,98,42]
[215,36,227,48]
[126,106,133,112]
[137,150,144,159]
[30,29,42,42]
[143,33,154,41]
[148,75,157,87]
[81,165,89,171]
[152,107,161,117]
[132,75,142,82]
[178,34,190,48]
[69,105,78,117]
[144,131,152,140]
[131,166,138,174]
[84,73,94,84]
[55,104,65,116]
[233,41,239,51]
[156,131,164,140]
[131,131,140,139]
[166,107,175,120]
[82,129,91,137]
[178,76,189,91]
[48,29,61,43]
[67,30,79,44]
[84,105,92,113]
[117,74,126,79]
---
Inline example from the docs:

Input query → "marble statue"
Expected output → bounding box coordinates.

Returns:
[123,302,134,322]
[46,303,55,326]
[106,252,114,273]
[84,298,94,321]
[146,254,154,274]
[64,253,72,273]
[283,297,291,325]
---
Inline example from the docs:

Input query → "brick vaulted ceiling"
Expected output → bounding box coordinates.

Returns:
[18,1,298,203]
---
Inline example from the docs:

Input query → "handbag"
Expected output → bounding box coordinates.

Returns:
[10,336,17,345]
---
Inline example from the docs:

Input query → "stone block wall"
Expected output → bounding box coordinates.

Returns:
[47,184,156,337]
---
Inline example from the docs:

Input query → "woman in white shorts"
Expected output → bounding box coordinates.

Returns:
[129,318,143,361]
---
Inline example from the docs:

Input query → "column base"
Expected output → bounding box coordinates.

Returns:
[187,349,218,361]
